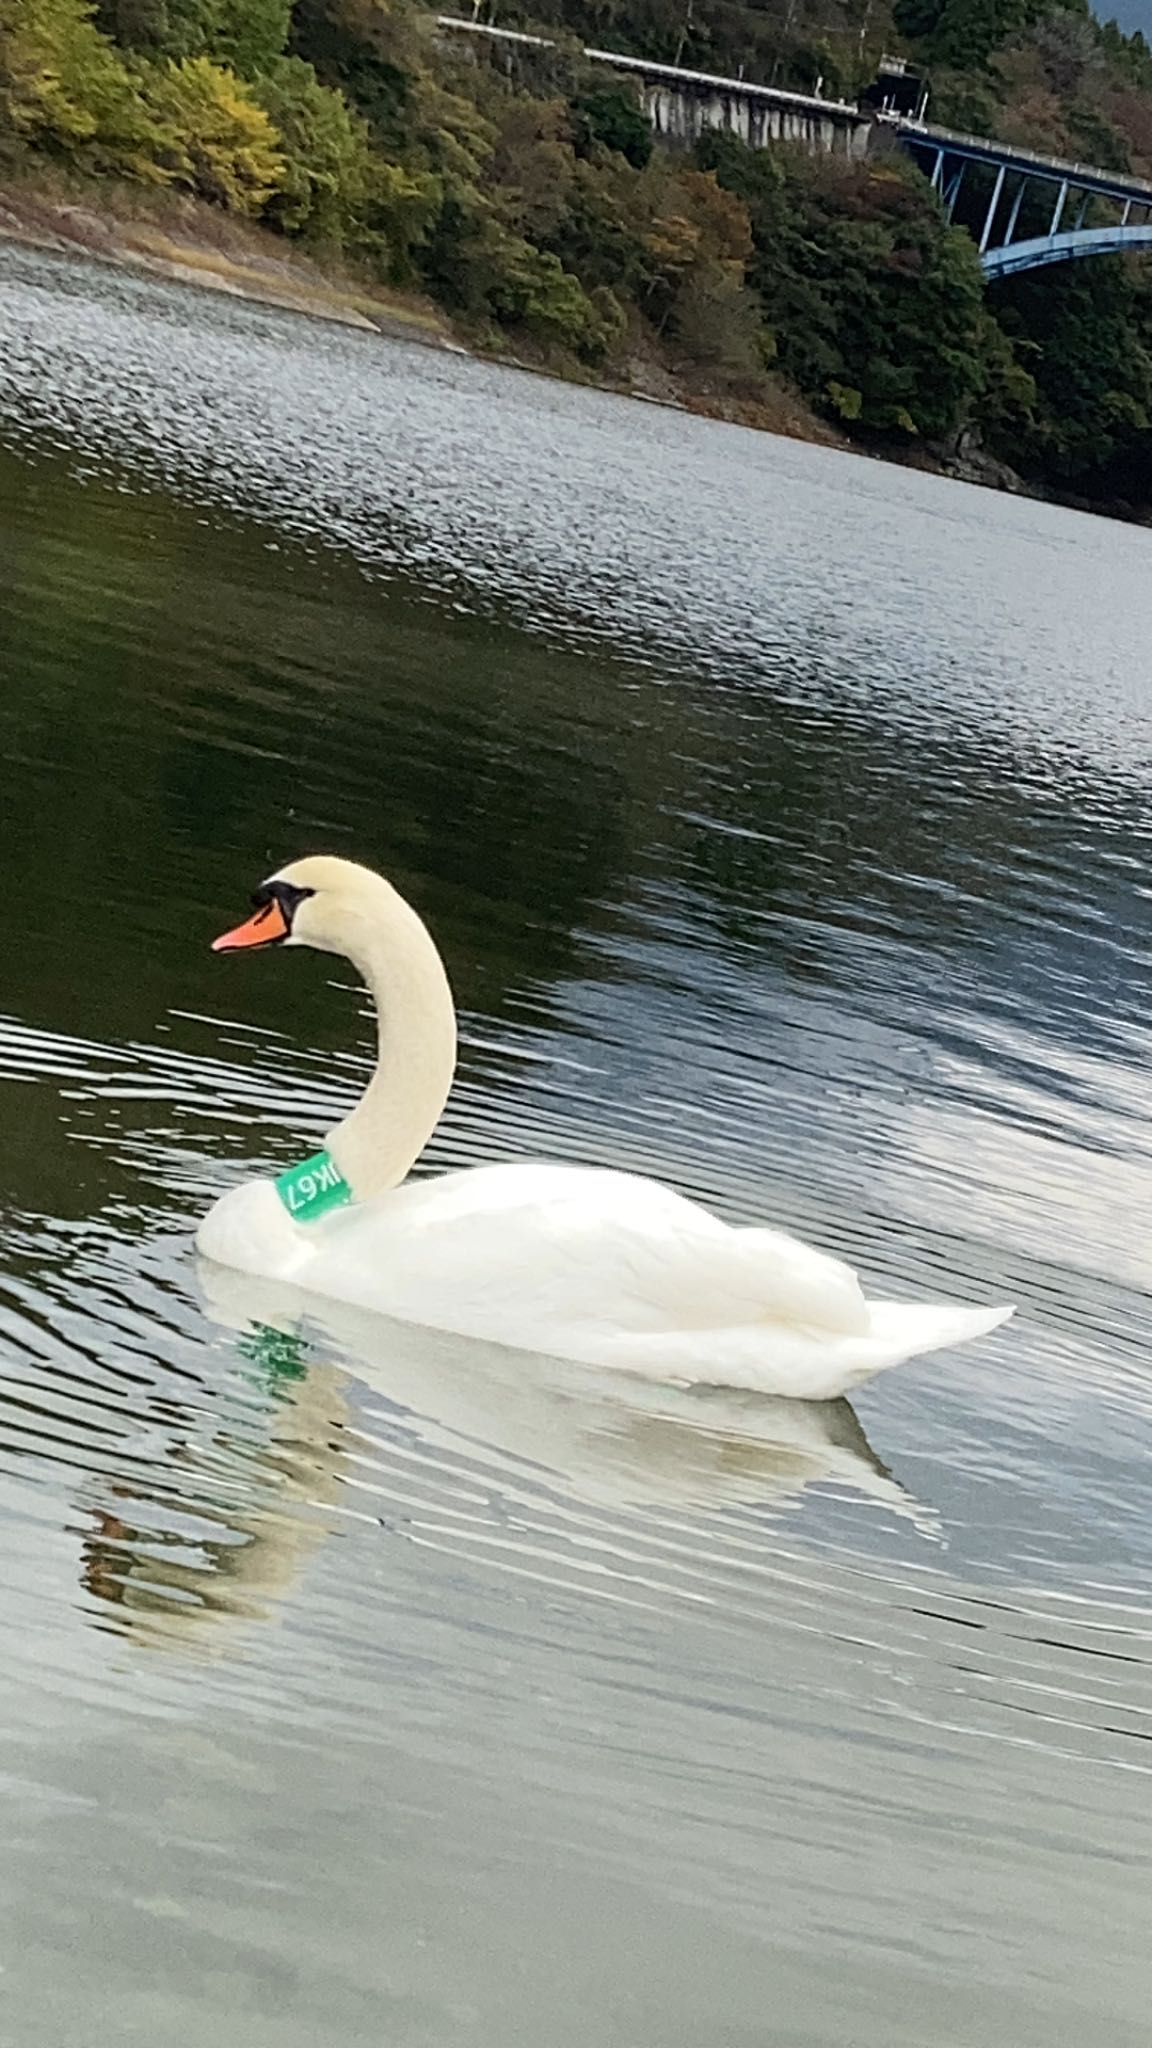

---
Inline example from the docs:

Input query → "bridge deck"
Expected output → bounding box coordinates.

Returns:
[894,119,1152,208]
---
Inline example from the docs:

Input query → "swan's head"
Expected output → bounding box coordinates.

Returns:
[211,855,396,962]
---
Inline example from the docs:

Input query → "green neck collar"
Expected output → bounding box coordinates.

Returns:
[274,1148,353,1223]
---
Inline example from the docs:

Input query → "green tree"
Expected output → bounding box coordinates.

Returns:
[0,0,162,173]
[290,0,418,150]
[699,132,1001,437]
[94,0,170,51]
[96,0,289,66]
[253,53,373,239]
[572,84,651,167]
[206,0,290,76]
[485,233,608,353]
[988,256,1152,479]
[894,0,1045,70]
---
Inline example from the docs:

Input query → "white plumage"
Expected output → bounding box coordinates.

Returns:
[197,857,1012,1401]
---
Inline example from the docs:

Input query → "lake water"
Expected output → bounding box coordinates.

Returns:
[1,240,1151,2046]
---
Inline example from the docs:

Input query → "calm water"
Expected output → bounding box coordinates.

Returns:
[1,242,1151,2046]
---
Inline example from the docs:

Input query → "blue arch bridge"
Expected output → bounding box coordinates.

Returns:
[894,122,1152,278]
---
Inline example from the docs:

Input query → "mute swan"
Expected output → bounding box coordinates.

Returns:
[196,856,1012,1400]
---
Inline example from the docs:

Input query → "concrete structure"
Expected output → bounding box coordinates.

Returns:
[584,50,870,157]
[437,20,870,157]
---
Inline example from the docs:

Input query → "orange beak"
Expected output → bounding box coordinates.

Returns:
[212,899,290,952]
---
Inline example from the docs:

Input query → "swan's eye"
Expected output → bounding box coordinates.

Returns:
[212,880,314,954]
[250,880,315,925]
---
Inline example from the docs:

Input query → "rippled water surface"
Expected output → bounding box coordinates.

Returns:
[2,241,1152,2045]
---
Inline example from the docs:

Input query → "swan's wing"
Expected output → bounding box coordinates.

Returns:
[449,1175,874,1337]
[323,1165,874,1340]
[726,1225,870,1335]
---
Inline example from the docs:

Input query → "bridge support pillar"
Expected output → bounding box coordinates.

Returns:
[943,162,965,219]
[980,164,1007,253]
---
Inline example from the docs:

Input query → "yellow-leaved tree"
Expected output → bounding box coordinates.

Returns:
[140,55,284,213]
[0,0,163,176]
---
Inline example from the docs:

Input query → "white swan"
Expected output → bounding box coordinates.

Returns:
[196,856,1012,1400]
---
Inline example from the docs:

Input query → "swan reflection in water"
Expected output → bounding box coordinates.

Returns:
[76,1260,935,1652]
[76,1342,353,1654]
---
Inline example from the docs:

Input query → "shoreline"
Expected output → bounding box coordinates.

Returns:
[3,177,1133,522]
[0,178,850,442]
[0,182,841,444]
[0,184,460,351]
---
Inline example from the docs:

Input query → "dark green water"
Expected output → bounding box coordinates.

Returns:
[1,241,1152,2046]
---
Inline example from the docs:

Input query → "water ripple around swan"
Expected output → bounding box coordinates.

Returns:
[1,242,1152,2046]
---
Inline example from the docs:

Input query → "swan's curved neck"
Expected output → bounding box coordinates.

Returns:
[322,884,457,1201]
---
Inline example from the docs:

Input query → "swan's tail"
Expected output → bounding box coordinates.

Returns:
[601,1298,1014,1399]
[791,1297,1015,1399]
[789,1297,1015,1398]
[865,1299,1014,1356]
